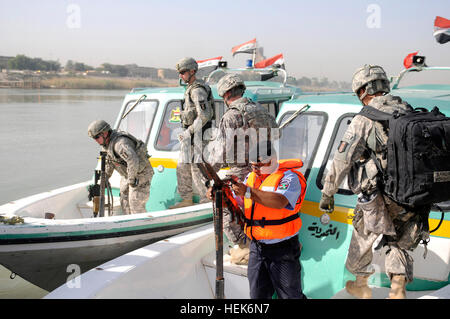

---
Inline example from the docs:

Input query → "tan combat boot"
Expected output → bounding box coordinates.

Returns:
[229,242,250,265]
[388,275,407,299]
[345,275,372,299]
[169,199,193,209]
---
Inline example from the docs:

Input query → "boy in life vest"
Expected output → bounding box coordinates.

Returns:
[209,141,307,299]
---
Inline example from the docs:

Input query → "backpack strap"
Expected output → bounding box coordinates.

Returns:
[357,106,391,184]
[187,81,213,105]
[358,105,392,122]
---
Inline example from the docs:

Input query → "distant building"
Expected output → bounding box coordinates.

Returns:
[157,69,165,79]
[0,56,14,69]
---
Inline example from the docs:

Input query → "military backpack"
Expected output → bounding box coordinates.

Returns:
[359,105,450,207]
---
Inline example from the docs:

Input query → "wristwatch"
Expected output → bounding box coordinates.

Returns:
[245,187,251,199]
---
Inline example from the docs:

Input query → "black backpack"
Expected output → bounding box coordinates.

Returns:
[359,105,450,207]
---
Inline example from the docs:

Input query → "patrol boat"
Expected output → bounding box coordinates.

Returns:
[46,63,450,299]
[0,65,301,292]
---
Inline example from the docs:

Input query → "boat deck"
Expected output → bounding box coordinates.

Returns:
[332,284,450,299]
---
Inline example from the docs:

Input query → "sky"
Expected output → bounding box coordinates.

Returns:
[0,0,449,82]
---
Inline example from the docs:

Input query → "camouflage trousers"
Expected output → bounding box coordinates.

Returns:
[222,165,251,246]
[176,141,209,203]
[120,177,151,214]
[345,192,430,283]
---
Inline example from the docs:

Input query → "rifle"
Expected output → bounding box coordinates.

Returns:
[197,163,244,226]
[88,152,113,218]
[196,162,244,299]
[87,169,101,217]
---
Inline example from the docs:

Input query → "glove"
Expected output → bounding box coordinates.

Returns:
[319,194,334,213]
[177,130,191,142]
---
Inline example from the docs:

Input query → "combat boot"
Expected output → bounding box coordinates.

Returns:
[169,199,193,209]
[229,242,250,265]
[345,275,372,299]
[388,275,407,299]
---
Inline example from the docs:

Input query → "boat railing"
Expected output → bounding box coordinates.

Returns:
[391,66,450,89]
[249,87,295,96]
[205,66,288,87]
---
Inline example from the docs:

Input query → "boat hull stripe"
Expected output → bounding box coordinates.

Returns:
[0,216,212,245]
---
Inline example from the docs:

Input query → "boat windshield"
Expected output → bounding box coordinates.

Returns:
[155,99,224,152]
[278,110,327,178]
[155,99,183,151]
[394,68,450,88]
[118,99,158,144]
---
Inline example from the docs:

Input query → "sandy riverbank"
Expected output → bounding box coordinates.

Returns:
[0,73,179,90]
[39,76,178,90]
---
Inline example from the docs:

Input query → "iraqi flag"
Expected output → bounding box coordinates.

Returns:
[197,56,223,69]
[254,53,285,69]
[231,38,257,57]
[434,16,450,44]
[403,51,418,69]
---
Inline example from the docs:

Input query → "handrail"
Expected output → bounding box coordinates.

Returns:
[205,66,288,87]
[391,66,450,90]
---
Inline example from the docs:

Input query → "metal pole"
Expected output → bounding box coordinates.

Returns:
[99,151,107,217]
[214,188,224,299]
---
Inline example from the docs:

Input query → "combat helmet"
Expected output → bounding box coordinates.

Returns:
[175,57,198,73]
[352,65,390,102]
[216,73,246,97]
[87,120,111,138]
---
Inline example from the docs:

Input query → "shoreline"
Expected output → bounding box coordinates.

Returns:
[0,75,179,90]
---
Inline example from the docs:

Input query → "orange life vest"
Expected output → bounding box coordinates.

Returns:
[243,159,307,241]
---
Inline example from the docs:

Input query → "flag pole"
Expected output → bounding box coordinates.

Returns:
[252,39,257,68]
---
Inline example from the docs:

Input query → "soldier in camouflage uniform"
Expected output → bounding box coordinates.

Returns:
[88,120,154,215]
[209,73,279,263]
[170,57,214,209]
[319,65,430,299]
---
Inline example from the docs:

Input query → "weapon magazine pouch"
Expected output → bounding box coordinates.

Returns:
[358,192,396,236]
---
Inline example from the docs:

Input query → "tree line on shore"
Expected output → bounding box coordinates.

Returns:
[1,54,351,90]
[2,54,179,79]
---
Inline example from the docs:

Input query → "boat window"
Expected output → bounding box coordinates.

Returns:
[118,99,158,144]
[278,111,327,179]
[317,114,355,195]
[155,99,225,151]
[260,102,277,118]
[155,100,183,151]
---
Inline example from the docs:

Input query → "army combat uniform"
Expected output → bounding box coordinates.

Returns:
[210,96,279,245]
[177,79,214,203]
[322,95,430,283]
[104,130,154,214]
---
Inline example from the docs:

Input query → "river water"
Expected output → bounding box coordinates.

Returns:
[0,88,127,298]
